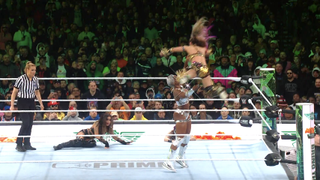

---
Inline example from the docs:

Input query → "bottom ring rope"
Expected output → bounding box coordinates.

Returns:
[0,134,264,138]
[0,158,266,164]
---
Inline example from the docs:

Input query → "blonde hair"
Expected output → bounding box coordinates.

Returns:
[190,17,215,48]
[24,61,36,74]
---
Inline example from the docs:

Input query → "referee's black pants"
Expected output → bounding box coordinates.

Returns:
[16,98,35,146]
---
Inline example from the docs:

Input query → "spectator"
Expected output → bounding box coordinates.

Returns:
[0,24,12,51]
[241,107,252,118]
[122,57,136,77]
[106,96,130,120]
[34,45,55,69]
[151,58,170,77]
[283,69,299,104]
[155,109,166,120]
[43,100,65,120]
[214,56,238,90]
[110,111,122,121]
[13,24,32,50]
[193,103,212,120]
[289,93,301,110]
[84,107,100,121]
[0,80,11,98]
[155,81,166,98]
[77,25,95,42]
[255,49,268,67]
[62,106,83,121]
[217,106,233,120]
[80,81,106,117]
[39,81,50,100]
[145,47,157,68]
[136,53,152,77]
[130,107,148,120]
[275,63,286,95]
[144,21,159,41]
[44,111,60,121]
[253,100,262,119]
[1,106,17,121]
[189,104,198,119]
[283,106,295,120]
[252,15,266,39]
[70,61,87,92]
[203,95,221,119]
[52,55,72,78]
[145,100,163,120]
[171,54,184,72]
[237,86,246,98]
[36,57,51,77]
[0,54,20,78]
[230,101,242,119]
[71,87,81,99]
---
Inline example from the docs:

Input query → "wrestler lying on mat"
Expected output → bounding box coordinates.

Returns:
[53,114,131,150]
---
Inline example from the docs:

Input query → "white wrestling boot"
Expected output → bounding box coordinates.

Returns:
[176,155,188,168]
[162,160,176,172]
[218,87,228,99]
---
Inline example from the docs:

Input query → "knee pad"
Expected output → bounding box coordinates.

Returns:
[172,137,184,147]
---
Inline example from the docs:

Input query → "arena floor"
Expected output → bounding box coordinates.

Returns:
[0,140,290,180]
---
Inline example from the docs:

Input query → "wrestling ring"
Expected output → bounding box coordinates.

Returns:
[0,68,316,180]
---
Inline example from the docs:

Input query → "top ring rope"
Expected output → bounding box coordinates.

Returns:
[0,98,241,102]
[0,77,243,81]
[2,109,266,113]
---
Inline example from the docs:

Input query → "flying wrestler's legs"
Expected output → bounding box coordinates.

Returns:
[176,62,227,99]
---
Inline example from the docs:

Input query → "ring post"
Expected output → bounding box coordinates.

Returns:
[296,103,316,180]
[259,68,277,133]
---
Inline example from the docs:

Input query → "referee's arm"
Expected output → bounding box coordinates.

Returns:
[35,90,44,110]
[10,87,19,110]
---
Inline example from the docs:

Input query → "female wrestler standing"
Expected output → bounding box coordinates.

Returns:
[160,17,227,99]
[162,75,197,171]
[53,114,130,150]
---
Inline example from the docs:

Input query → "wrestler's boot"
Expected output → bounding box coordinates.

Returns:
[204,85,228,99]
[162,148,176,172]
[176,145,188,168]
[175,69,190,84]
[53,139,84,150]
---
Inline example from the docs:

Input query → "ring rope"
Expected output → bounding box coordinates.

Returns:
[0,77,242,81]
[248,100,272,131]
[0,134,265,138]
[0,158,265,164]
[0,119,245,124]
[3,109,266,113]
[0,98,241,102]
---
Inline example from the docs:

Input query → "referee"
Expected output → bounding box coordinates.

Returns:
[10,61,44,152]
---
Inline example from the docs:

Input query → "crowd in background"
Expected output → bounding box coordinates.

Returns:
[0,0,319,121]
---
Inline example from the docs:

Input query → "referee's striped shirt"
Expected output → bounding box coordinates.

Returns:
[14,74,39,99]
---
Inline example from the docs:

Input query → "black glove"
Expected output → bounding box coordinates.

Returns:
[104,141,110,148]
[99,138,109,148]
[117,139,128,145]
